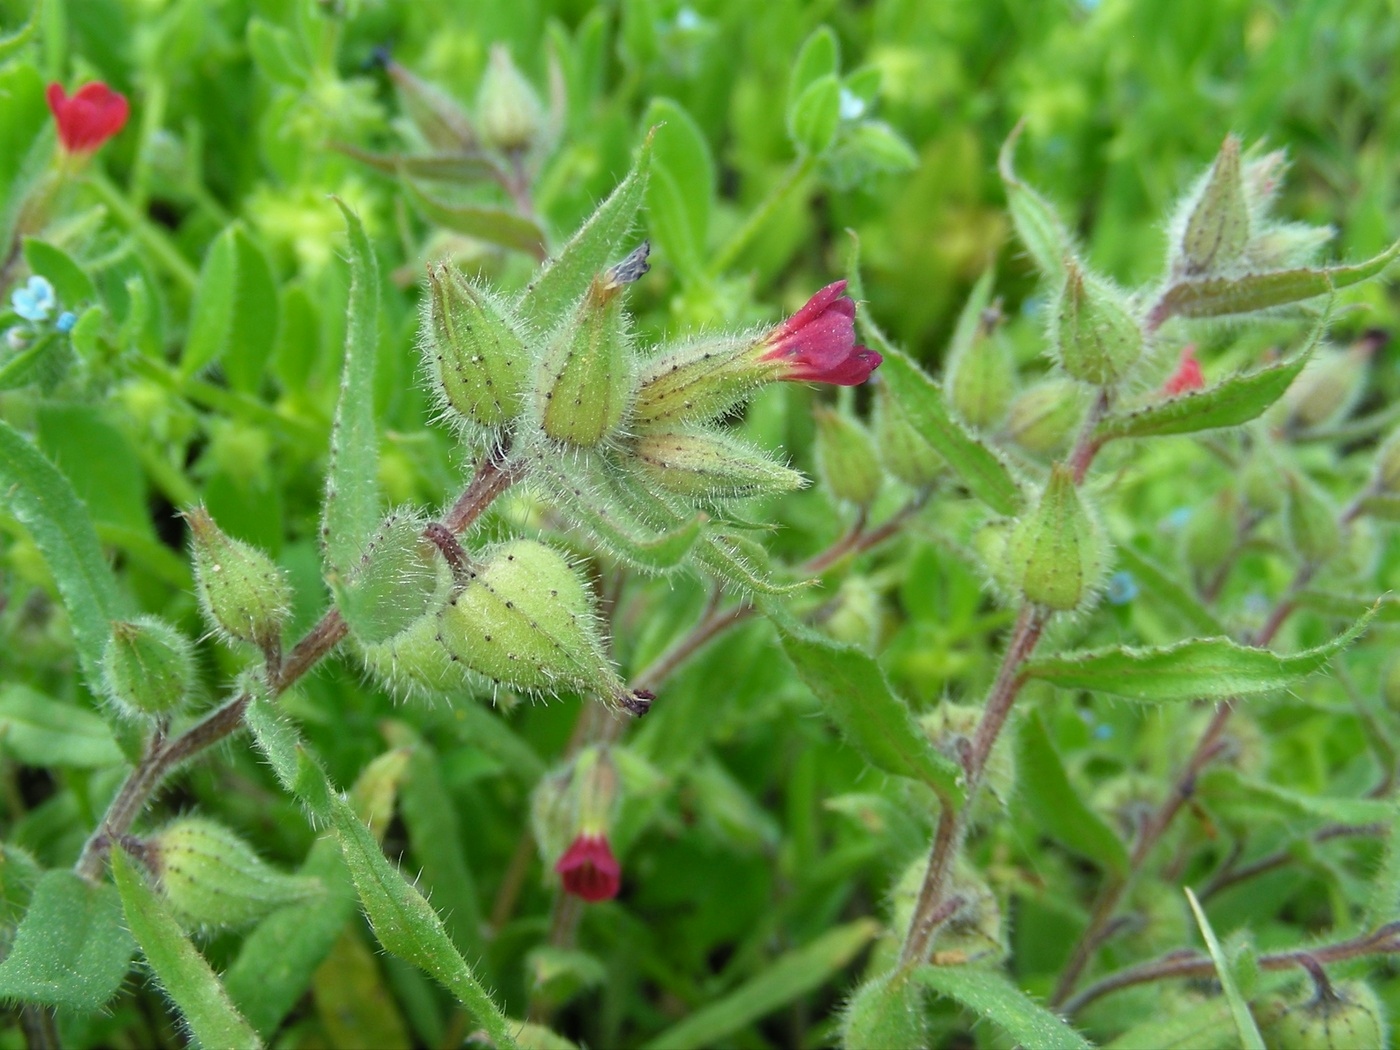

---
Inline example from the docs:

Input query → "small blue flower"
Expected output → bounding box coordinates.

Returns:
[1093,723,1113,740]
[838,88,867,122]
[11,275,56,323]
[1163,506,1193,531]
[674,6,701,30]
[56,311,78,333]
[1106,570,1138,605]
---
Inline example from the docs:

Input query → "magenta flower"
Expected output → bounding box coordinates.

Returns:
[757,281,882,386]
[555,832,621,903]
[46,82,129,155]
[1162,344,1205,396]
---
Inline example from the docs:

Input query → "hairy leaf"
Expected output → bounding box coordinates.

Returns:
[914,965,1093,1050]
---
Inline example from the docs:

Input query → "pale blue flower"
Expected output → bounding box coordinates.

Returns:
[839,88,867,122]
[674,7,701,30]
[1106,570,1138,605]
[11,276,56,323]
[56,311,78,333]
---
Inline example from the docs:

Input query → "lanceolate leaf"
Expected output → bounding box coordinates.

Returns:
[876,346,1022,515]
[1184,888,1265,1050]
[112,850,263,1050]
[1017,713,1129,875]
[400,176,547,258]
[1022,610,1372,702]
[998,121,1073,284]
[322,203,382,581]
[1095,349,1313,442]
[0,419,124,694]
[1149,240,1400,325]
[779,626,966,805]
[914,965,1093,1050]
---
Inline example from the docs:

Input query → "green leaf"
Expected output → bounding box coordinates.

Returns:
[0,685,123,768]
[334,143,499,182]
[321,202,382,581]
[112,850,263,1050]
[0,0,41,61]
[998,122,1072,283]
[1016,713,1129,875]
[246,18,309,88]
[1023,610,1372,702]
[1114,543,1226,635]
[0,419,124,694]
[1097,346,1315,443]
[876,345,1022,515]
[1198,766,1393,829]
[311,930,413,1050]
[1184,887,1265,1050]
[400,176,546,258]
[788,73,841,156]
[640,920,878,1050]
[913,965,1093,1050]
[641,98,714,282]
[23,238,96,304]
[779,626,966,805]
[0,331,66,390]
[515,134,652,329]
[947,267,996,365]
[1150,240,1400,325]
[1103,994,1236,1050]
[181,224,280,389]
[1296,589,1400,622]
[0,870,134,1010]
[789,25,839,102]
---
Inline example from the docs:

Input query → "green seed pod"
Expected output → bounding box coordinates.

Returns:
[873,383,942,487]
[359,607,479,700]
[532,269,637,448]
[436,540,643,711]
[629,429,805,502]
[632,334,766,429]
[1178,134,1249,276]
[814,407,882,507]
[920,702,1015,815]
[186,507,291,653]
[841,971,928,1050]
[1006,465,1106,611]
[476,44,543,155]
[147,818,322,929]
[1240,439,1286,515]
[423,265,530,431]
[945,323,1015,431]
[1284,473,1340,568]
[1181,493,1237,578]
[1263,979,1388,1050]
[101,617,196,718]
[1053,259,1143,387]
[1004,378,1087,457]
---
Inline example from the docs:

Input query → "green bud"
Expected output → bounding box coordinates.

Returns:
[1283,342,1373,431]
[814,407,882,507]
[147,818,322,929]
[632,334,765,430]
[841,971,928,1050]
[423,265,530,431]
[1006,465,1106,611]
[824,577,882,650]
[1284,473,1340,568]
[946,317,1015,431]
[186,507,291,653]
[1179,134,1249,276]
[1263,979,1388,1050]
[359,607,478,700]
[1240,440,1286,514]
[873,383,942,487]
[437,540,646,712]
[1181,493,1237,577]
[971,518,1021,594]
[1053,260,1143,387]
[1375,429,1400,493]
[477,44,543,155]
[629,429,804,501]
[920,702,1015,817]
[101,617,196,718]
[335,512,453,647]
[532,264,639,448]
[1004,378,1087,457]
[889,856,1005,965]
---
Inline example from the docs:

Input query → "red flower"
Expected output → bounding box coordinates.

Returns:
[758,281,882,386]
[46,82,129,154]
[1163,344,1204,396]
[555,833,620,903]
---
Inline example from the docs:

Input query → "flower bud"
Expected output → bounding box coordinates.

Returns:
[532,264,639,448]
[1004,378,1087,457]
[1053,260,1143,387]
[101,617,196,718]
[1241,440,1286,514]
[921,702,1015,816]
[1006,465,1106,611]
[1178,134,1249,276]
[146,818,322,929]
[1262,979,1388,1050]
[436,540,645,711]
[1284,473,1340,568]
[186,507,291,653]
[423,265,529,432]
[873,383,942,487]
[555,832,620,902]
[1181,492,1237,577]
[476,45,543,155]
[814,407,882,507]
[841,972,927,1050]
[1375,429,1400,494]
[1283,338,1376,431]
[945,311,1015,431]
[632,334,766,429]
[629,429,804,502]
[889,856,1005,965]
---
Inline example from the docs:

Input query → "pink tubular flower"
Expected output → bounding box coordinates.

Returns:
[46,82,129,154]
[758,281,882,386]
[1163,344,1204,396]
[555,833,621,903]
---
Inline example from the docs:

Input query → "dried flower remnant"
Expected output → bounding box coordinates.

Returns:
[555,832,621,902]
[46,82,130,154]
